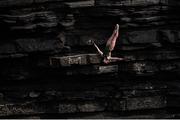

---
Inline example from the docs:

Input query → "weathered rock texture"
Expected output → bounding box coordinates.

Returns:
[0,0,180,118]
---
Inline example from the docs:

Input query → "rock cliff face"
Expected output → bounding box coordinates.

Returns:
[0,0,180,118]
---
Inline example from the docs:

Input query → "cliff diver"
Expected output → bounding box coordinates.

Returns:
[91,24,125,64]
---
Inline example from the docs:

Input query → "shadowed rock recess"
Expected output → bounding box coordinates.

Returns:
[0,0,180,118]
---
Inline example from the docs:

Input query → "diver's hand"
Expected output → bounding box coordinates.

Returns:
[87,39,95,45]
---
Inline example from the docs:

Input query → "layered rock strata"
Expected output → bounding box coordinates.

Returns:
[0,0,180,118]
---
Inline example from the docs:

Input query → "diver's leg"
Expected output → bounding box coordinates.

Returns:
[106,24,119,51]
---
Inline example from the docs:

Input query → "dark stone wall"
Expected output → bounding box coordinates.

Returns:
[0,0,180,118]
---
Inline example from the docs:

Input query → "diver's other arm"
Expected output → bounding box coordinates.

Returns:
[92,41,103,56]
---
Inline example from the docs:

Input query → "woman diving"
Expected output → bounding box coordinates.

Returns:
[92,24,125,64]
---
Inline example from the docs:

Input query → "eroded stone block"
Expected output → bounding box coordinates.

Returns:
[0,103,43,116]
[0,0,33,7]
[108,99,126,111]
[78,102,105,112]
[1,11,58,33]
[59,104,77,113]
[121,30,157,44]
[65,65,118,75]
[51,54,87,67]
[59,102,106,113]
[95,0,167,6]
[15,38,63,52]
[65,0,95,8]
[126,96,166,110]
[87,54,101,64]
[98,65,118,74]
[50,54,101,67]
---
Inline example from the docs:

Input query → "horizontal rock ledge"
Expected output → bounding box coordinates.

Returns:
[50,54,101,67]
[0,0,95,8]
[0,95,166,116]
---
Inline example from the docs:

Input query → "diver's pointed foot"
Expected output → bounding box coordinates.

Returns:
[116,24,119,30]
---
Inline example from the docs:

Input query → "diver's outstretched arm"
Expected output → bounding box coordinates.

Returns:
[108,57,124,62]
[93,42,103,56]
